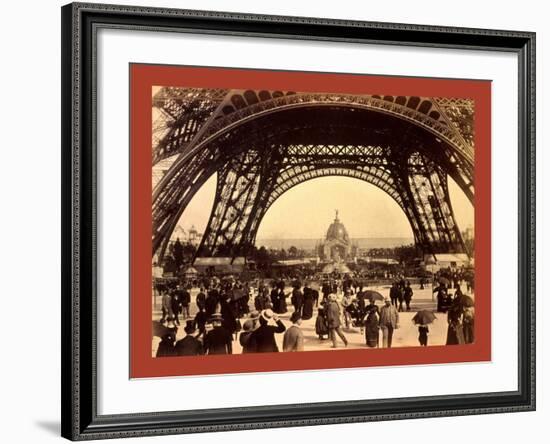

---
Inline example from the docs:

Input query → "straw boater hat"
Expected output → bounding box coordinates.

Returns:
[260,309,276,324]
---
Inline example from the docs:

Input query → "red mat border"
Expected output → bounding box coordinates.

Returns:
[129,65,491,378]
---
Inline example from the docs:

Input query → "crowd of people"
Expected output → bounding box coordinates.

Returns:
[154,273,475,357]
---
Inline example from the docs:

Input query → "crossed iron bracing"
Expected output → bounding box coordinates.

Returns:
[152,87,475,261]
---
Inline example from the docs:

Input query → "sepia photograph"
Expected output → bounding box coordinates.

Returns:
[147,72,478,363]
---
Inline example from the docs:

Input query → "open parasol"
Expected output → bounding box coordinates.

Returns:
[362,290,384,301]
[455,294,475,307]
[412,310,437,325]
[438,277,450,286]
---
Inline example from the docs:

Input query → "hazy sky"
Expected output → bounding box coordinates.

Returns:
[176,174,473,240]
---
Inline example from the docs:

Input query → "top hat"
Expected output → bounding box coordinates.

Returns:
[184,320,196,334]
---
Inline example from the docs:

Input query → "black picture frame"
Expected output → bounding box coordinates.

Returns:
[61,2,536,440]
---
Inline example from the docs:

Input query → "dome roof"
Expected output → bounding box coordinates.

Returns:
[325,211,349,243]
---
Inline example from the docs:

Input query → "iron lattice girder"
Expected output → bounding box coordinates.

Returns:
[168,90,473,161]
[152,87,229,164]
[196,144,466,257]
[152,89,474,177]
[154,100,475,206]
[152,94,474,258]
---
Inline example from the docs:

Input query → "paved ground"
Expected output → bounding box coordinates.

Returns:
[151,283,473,356]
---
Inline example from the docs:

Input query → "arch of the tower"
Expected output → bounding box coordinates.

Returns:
[152,104,473,260]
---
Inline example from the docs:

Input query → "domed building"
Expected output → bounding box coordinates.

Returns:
[317,210,358,263]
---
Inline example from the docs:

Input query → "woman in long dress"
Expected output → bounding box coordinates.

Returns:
[315,307,329,340]
[462,307,475,344]
[301,285,315,320]
[274,281,288,314]
[446,304,465,345]
[364,307,379,347]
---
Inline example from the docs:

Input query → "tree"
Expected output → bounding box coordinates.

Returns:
[395,244,419,265]
[182,243,197,263]
[288,245,298,257]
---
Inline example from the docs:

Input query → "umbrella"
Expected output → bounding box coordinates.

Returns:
[438,277,450,286]
[412,310,437,325]
[362,290,384,301]
[455,294,475,307]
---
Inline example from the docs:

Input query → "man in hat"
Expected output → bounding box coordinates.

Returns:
[379,297,399,348]
[193,304,208,337]
[239,311,260,353]
[181,285,191,319]
[341,290,354,329]
[283,311,304,352]
[160,289,174,324]
[203,314,233,355]
[291,284,304,316]
[205,286,220,316]
[174,320,203,356]
[171,286,184,326]
[156,331,176,357]
[326,294,348,348]
[250,309,286,353]
[195,286,207,312]
[389,282,400,309]
[403,281,413,311]
[239,319,256,353]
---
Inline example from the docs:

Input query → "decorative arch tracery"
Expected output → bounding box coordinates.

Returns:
[152,89,474,260]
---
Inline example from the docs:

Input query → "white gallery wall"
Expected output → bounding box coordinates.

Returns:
[0,0,546,443]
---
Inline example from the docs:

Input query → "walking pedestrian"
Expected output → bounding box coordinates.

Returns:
[325,294,348,348]
[379,297,399,348]
[463,306,475,344]
[250,309,286,353]
[174,321,203,356]
[203,314,233,355]
[364,305,380,348]
[196,286,206,312]
[446,305,465,345]
[418,325,429,346]
[160,290,174,324]
[171,286,183,326]
[181,286,191,319]
[341,290,353,329]
[389,282,400,308]
[239,319,257,353]
[403,281,413,311]
[156,330,176,357]
[315,307,329,340]
[397,285,405,312]
[302,283,315,320]
[193,306,208,336]
[291,284,304,316]
[283,311,304,352]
